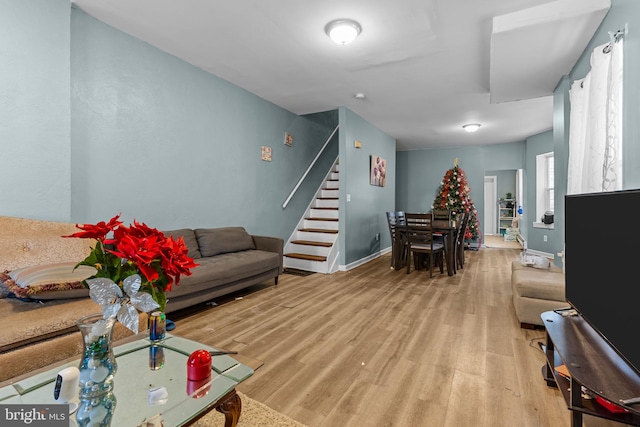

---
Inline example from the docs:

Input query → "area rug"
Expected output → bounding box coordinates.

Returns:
[192,392,306,427]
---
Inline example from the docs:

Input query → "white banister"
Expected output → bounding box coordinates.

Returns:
[282,125,339,209]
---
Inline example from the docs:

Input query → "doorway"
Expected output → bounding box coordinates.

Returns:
[484,176,497,235]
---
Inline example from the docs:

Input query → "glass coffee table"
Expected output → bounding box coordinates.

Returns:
[0,334,253,426]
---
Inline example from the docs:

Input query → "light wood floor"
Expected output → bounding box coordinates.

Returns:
[484,234,522,249]
[171,248,615,427]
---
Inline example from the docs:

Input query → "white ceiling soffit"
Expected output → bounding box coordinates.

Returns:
[490,0,611,104]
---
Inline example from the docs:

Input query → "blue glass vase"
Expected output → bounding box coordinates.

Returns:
[75,392,117,427]
[76,314,118,426]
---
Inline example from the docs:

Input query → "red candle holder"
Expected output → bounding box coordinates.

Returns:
[187,349,212,381]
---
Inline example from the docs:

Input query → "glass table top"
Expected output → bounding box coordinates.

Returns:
[0,334,253,426]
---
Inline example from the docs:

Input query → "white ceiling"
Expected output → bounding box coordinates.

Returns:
[70,0,610,151]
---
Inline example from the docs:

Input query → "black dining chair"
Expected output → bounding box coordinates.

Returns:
[404,213,445,277]
[432,209,451,221]
[431,209,450,245]
[454,212,470,271]
[386,211,407,270]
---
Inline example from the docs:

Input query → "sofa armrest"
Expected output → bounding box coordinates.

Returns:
[252,235,284,274]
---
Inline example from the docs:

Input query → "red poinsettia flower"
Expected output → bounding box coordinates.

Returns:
[111,233,165,280]
[157,236,197,291]
[65,215,199,313]
[128,220,162,238]
[63,214,122,241]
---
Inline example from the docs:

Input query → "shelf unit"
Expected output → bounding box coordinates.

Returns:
[497,199,515,236]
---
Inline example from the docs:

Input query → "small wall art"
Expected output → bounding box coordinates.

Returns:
[284,132,293,147]
[370,155,386,187]
[261,146,272,162]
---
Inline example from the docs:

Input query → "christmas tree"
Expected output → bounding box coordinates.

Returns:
[431,159,480,240]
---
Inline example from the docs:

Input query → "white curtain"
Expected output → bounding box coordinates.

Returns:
[567,39,623,194]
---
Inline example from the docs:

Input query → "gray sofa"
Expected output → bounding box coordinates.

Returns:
[0,219,282,383]
[511,260,568,328]
[161,226,283,313]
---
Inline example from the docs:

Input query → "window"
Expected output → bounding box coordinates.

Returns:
[535,152,554,227]
[545,153,554,212]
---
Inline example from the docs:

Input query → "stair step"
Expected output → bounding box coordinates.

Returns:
[298,228,339,234]
[317,197,338,200]
[312,207,338,210]
[291,240,333,247]
[306,217,338,222]
[284,253,327,262]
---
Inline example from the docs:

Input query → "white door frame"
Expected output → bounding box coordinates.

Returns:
[484,176,497,235]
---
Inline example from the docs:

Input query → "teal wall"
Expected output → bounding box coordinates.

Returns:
[70,9,339,239]
[0,0,71,221]
[486,170,517,202]
[338,107,396,266]
[1,4,339,245]
[552,0,640,264]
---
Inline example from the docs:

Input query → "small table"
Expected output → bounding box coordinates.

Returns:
[0,334,253,427]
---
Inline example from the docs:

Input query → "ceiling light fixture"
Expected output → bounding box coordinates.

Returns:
[462,123,481,133]
[325,19,362,45]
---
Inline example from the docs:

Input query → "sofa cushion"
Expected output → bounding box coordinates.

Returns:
[195,227,256,257]
[1,262,96,300]
[512,268,565,301]
[0,215,94,273]
[0,297,101,353]
[167,250,279,298]
[163,228,202,259]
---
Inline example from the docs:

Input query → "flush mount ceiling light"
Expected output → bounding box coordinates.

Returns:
[325,19,362,45]
[462,123,481,133]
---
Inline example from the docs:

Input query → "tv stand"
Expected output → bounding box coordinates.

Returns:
[542,311,640,426]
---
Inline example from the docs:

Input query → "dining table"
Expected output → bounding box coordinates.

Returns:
[391,216,458,276]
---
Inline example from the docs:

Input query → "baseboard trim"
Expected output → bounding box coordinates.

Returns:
[339,247,392,271]
[525,249,554,259]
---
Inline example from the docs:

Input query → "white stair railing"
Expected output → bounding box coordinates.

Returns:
[282,125,338,209]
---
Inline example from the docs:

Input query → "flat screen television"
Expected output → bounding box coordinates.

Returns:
[565,189,640,375]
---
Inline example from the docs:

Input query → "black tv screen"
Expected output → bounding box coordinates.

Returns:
[565,189,640,375]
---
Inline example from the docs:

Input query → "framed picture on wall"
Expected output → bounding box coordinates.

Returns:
[261,146,272,161]
[284,132,293,147]
[370,155,386,187]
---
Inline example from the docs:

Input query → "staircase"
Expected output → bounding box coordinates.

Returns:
[283,160,340,274]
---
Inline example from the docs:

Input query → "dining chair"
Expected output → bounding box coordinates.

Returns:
[432,209,451,220]
[386,211,407,270]
[431,209,450,244]
[454,212,470,271]
[396,211,407,268]
[403,213,445,277]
